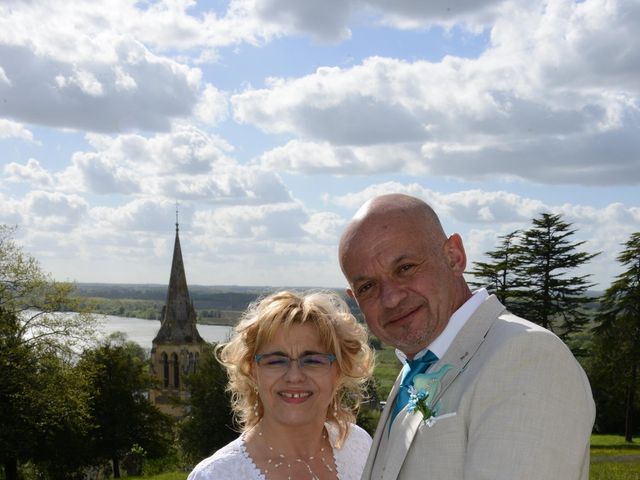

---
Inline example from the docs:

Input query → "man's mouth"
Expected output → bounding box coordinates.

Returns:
[385,305,422,326]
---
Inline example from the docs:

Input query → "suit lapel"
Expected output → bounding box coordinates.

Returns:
[433,295,505,404]
[363,373,402,479]
[378,295,506,480]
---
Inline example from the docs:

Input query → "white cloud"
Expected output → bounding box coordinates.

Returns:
[0,119,34,141]
[194,84,229,124]
[23,191,89,231]
[0,38,201,132]
[39,125,292,206]
[0,66,11,86]
[232,0,640,185]
[4,158,53,186]
[193,202,308,240]
[91,198,187,233]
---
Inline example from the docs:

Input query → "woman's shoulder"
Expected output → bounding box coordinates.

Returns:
[345,422,372,449]
[333,423,372,480]
[187,437,255,480]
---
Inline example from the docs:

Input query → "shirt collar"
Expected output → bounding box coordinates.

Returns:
[395,288,489,364]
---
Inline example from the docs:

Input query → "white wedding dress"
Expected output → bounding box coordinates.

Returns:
[188,423,372,480]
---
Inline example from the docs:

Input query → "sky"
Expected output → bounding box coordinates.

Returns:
[1,0,638,291]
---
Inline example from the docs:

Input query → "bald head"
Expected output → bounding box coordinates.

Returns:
[339,194,446,273]
[338,193,470,356]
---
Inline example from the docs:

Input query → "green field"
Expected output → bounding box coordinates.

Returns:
[125,435,639,480]
[590,435,640,480]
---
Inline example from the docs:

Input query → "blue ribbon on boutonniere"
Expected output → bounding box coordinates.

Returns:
[407,364,452,426]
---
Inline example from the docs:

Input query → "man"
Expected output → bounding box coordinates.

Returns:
[339,193,595,480]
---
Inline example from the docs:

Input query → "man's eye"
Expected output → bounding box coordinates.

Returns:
[357,282,373,295]
[399,264,415,273]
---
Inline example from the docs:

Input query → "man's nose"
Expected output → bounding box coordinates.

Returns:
[380,279,406,309]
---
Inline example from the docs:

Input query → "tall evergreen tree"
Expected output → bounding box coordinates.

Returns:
[179,343,236,464]
[509,213,599,341]
[469,230,521,307]
[593,232,640,441]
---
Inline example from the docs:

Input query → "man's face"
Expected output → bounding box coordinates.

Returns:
[341,214,466,357]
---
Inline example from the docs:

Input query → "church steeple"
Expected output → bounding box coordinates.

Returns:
[150,212,205,417]
[152,212,203,345]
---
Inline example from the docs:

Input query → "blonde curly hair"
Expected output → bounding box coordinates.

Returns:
[216,290,374,447]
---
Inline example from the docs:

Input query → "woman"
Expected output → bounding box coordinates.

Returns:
[188,290,375,480]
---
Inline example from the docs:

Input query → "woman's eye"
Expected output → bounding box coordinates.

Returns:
[266,357,288,366]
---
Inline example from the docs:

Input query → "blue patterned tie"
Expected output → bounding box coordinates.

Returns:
[389,350,439,427]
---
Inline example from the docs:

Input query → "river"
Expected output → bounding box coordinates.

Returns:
[95,314,233,347]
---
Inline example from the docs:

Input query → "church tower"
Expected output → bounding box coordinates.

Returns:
[149,213,204,417]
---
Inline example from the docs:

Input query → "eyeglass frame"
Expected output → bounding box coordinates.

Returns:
[254,352,337,373]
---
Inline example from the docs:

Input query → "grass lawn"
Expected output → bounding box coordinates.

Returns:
[129,473,187,480]
[590,434,640,480]
[132,436,640,480]
[372,345,401,398]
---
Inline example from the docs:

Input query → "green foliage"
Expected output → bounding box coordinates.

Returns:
[356,407,381,436]
[511,213,600,340]
[469,230,522,306]
[0,225,96,480]
[78,336,174,478]
[591,232,640,441]
[178,343,237,464]
[469,214,600,344]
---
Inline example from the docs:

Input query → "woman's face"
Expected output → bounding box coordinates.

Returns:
[253,322,338,430]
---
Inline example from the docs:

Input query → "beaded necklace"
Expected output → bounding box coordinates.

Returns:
[257,425,335,480]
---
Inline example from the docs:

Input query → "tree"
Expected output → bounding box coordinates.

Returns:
[1,226,95,480]
[179,343,236,464]
[593,232,640,441]
[509,213,599,342]
[469,230,521,307]
[78,334,173,478]
[0,225,96,361]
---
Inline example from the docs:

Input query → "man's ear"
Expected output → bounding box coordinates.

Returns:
[445,233,467,273]
[346,288,355,300]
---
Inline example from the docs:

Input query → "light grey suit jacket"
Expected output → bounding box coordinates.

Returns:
[362,295,595,480]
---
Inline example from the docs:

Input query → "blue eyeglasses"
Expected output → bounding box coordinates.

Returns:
[254,353,336,373]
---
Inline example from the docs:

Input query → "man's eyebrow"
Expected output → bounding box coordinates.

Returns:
[351,254,415,284]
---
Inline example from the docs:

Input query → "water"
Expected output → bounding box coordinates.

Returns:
[95,314,233,347]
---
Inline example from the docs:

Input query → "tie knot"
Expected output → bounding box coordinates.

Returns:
[407,350,438,373]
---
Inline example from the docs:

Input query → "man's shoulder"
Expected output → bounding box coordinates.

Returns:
[484,310,574,360]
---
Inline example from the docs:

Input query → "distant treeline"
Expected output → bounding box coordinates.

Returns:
[73,283,363,323]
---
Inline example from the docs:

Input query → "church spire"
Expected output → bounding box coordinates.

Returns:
[152,214,203,344]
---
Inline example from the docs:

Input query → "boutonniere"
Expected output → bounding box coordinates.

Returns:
[407,364,452,427]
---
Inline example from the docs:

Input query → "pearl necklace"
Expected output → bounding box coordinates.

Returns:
[257,427,335,480]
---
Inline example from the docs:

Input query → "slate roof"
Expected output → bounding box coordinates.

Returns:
[152,225,204,345]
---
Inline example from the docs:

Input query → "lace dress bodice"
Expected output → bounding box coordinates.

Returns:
[188,423,372,480]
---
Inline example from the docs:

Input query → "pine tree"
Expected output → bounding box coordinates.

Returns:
[509,213,599,340]
[593,232,640,441]
[469,230,521,307]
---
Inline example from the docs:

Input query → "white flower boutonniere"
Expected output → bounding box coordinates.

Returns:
[407,364,452,427]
